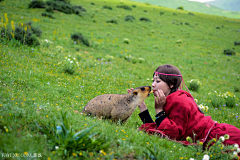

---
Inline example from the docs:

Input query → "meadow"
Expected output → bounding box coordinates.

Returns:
[0,0,240,159]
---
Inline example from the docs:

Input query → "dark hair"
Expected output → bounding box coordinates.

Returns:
[153,64,182,94]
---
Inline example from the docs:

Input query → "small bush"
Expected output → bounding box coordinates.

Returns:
[46,1,73,14]
[160,12,164,15]
[188,79,201,91]
[71,33,90,46]
[177,6,184,10]
[234,86,239,92]
[0,22,41,46]
[208,91,236,108]
[106,19,118,24]
[234,41,240,46]
[123,38,130,44]
[116,5,132,10]
[28,0,45,8]
[140,17,151,22]
[223,92,236,108]
[188,12,195,16]
[45,6,54,13]
[223,49,235,55]
[102,5,112,10]
[25,22,42,37]
[42,12,55,19]
[29,0,86,16]
[125,15,135,22]
[138,58,145,63]
[35,112,110,159]
[132,5,136,8]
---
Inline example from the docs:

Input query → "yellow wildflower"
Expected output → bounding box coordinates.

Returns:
[11,21,15,31]
[100,150,107,156]
[72,153,77,157]
[4,13,8,24]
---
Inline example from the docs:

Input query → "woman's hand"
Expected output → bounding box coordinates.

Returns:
[127,88,147,112]
[154,89,166,114]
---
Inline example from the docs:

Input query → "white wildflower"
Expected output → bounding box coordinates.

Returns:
[219,136,225,142]
[202,154,210,160]
[237,148,240,153]
[234,144,239,148]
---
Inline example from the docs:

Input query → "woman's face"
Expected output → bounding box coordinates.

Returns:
[152,75,172,97]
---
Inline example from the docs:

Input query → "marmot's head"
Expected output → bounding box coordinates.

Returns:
[129,86,151,105]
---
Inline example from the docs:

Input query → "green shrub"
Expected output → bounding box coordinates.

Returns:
[46,1,73,14]
[45,6,54,13]
[125,15,135,22]
[116,5,132,10]
[54,0,71,4]
[234,41,240,46]
[123,38,130,44]
[139,17,151,22]
[29,0,86,16]
[106,19,118,24]
[71,33,90,46]
[0,22,41,46]
[160,12,164,15]
[42,12,55,19]
[25,22,42,37]
[177,6,184,10]
[188,79,201,91]
[188,12,195,16]
[102,5,112,10]
[28,0,45,9]
[234,86,239,92]
[186,135,237,160]
[143,144,167,160]
[223,92,236,108]
[35,112,110,159]
[207,91,236,108]
[223,49,235,55]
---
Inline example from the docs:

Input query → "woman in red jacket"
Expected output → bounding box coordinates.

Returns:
[128,64,240,151]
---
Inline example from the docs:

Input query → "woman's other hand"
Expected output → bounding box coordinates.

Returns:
[154,89,166,114]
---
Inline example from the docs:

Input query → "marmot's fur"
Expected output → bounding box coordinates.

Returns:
[82,86,151,123]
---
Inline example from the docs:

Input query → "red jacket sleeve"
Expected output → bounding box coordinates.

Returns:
[157,103,191,140]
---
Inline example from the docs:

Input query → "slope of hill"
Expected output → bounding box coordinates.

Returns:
[131,0,240,19]
[0,0,240,159]
[207,0,240,11]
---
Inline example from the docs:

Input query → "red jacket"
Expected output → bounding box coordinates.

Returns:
[139,90,216,143]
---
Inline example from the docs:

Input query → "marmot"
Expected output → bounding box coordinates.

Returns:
[82,86,152,123]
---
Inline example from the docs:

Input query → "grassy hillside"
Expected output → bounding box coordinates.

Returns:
[208,0,240,12]
[0,0,240,159]
[131,0,240,19]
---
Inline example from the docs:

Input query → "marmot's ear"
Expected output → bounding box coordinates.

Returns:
[133,91,138,95]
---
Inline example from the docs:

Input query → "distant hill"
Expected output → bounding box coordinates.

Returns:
[130,0,240,19]
[207,0,240,11]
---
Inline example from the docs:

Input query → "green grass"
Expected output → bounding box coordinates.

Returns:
[0,0,240,159]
